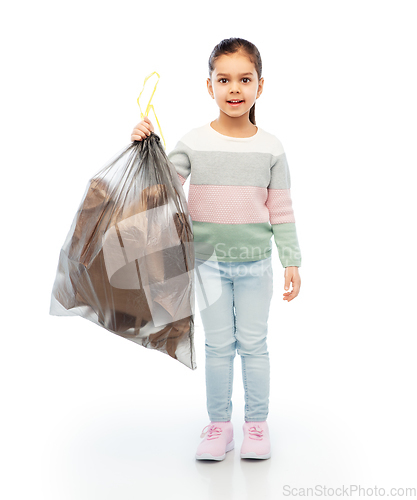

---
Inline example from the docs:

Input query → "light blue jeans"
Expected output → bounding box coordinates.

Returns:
[194,256,274,422]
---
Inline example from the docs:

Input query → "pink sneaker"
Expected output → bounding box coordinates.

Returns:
[240,421,271,459]
[195,421,234,461]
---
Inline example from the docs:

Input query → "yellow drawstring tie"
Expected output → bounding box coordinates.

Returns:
[137,71,166,150]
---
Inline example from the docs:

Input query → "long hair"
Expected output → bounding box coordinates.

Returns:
[208,37,262,125]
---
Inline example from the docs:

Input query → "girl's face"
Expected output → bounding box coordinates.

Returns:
[207,52,264,121]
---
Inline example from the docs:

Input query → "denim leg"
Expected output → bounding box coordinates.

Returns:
[195,259,237,422]
[233,258,274,421]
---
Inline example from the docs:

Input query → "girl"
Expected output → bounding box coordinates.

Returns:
[131,37,302,461]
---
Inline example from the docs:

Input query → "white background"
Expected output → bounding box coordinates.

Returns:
[1,0,416,498]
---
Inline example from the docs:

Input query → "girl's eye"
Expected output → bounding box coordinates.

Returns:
[218,78,251,83]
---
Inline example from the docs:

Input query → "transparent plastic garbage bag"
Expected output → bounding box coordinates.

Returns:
[49,73,196,370]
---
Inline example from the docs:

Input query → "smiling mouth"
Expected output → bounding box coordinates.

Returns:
[227,100,244,103]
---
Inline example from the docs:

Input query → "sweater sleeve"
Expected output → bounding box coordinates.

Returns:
[266,144,302,268]
[167,140,192,186]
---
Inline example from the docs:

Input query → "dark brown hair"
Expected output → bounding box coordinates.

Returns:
[208,37,262,125]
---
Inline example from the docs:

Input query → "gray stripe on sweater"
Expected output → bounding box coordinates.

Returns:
[168,141,291,189]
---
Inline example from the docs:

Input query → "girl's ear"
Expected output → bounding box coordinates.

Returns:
[257,77,264,98]
[207,78,214,98]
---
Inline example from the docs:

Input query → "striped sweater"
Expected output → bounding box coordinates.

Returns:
[167,122,302,267]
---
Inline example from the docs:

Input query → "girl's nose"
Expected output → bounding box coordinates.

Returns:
[229,83,241,93]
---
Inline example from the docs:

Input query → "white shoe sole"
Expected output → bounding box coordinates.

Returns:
[240,449,271,459]
[195,439,235,461]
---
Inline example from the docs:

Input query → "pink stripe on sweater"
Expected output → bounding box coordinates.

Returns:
[266,188,295,224]
[188,184,269,224]
[177,173,186,186]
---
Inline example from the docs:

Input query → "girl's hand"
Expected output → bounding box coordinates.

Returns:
[131,116,154,141]
[283,266,301,302]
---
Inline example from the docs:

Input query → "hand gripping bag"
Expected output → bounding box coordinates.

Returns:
[49,72,196,370]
